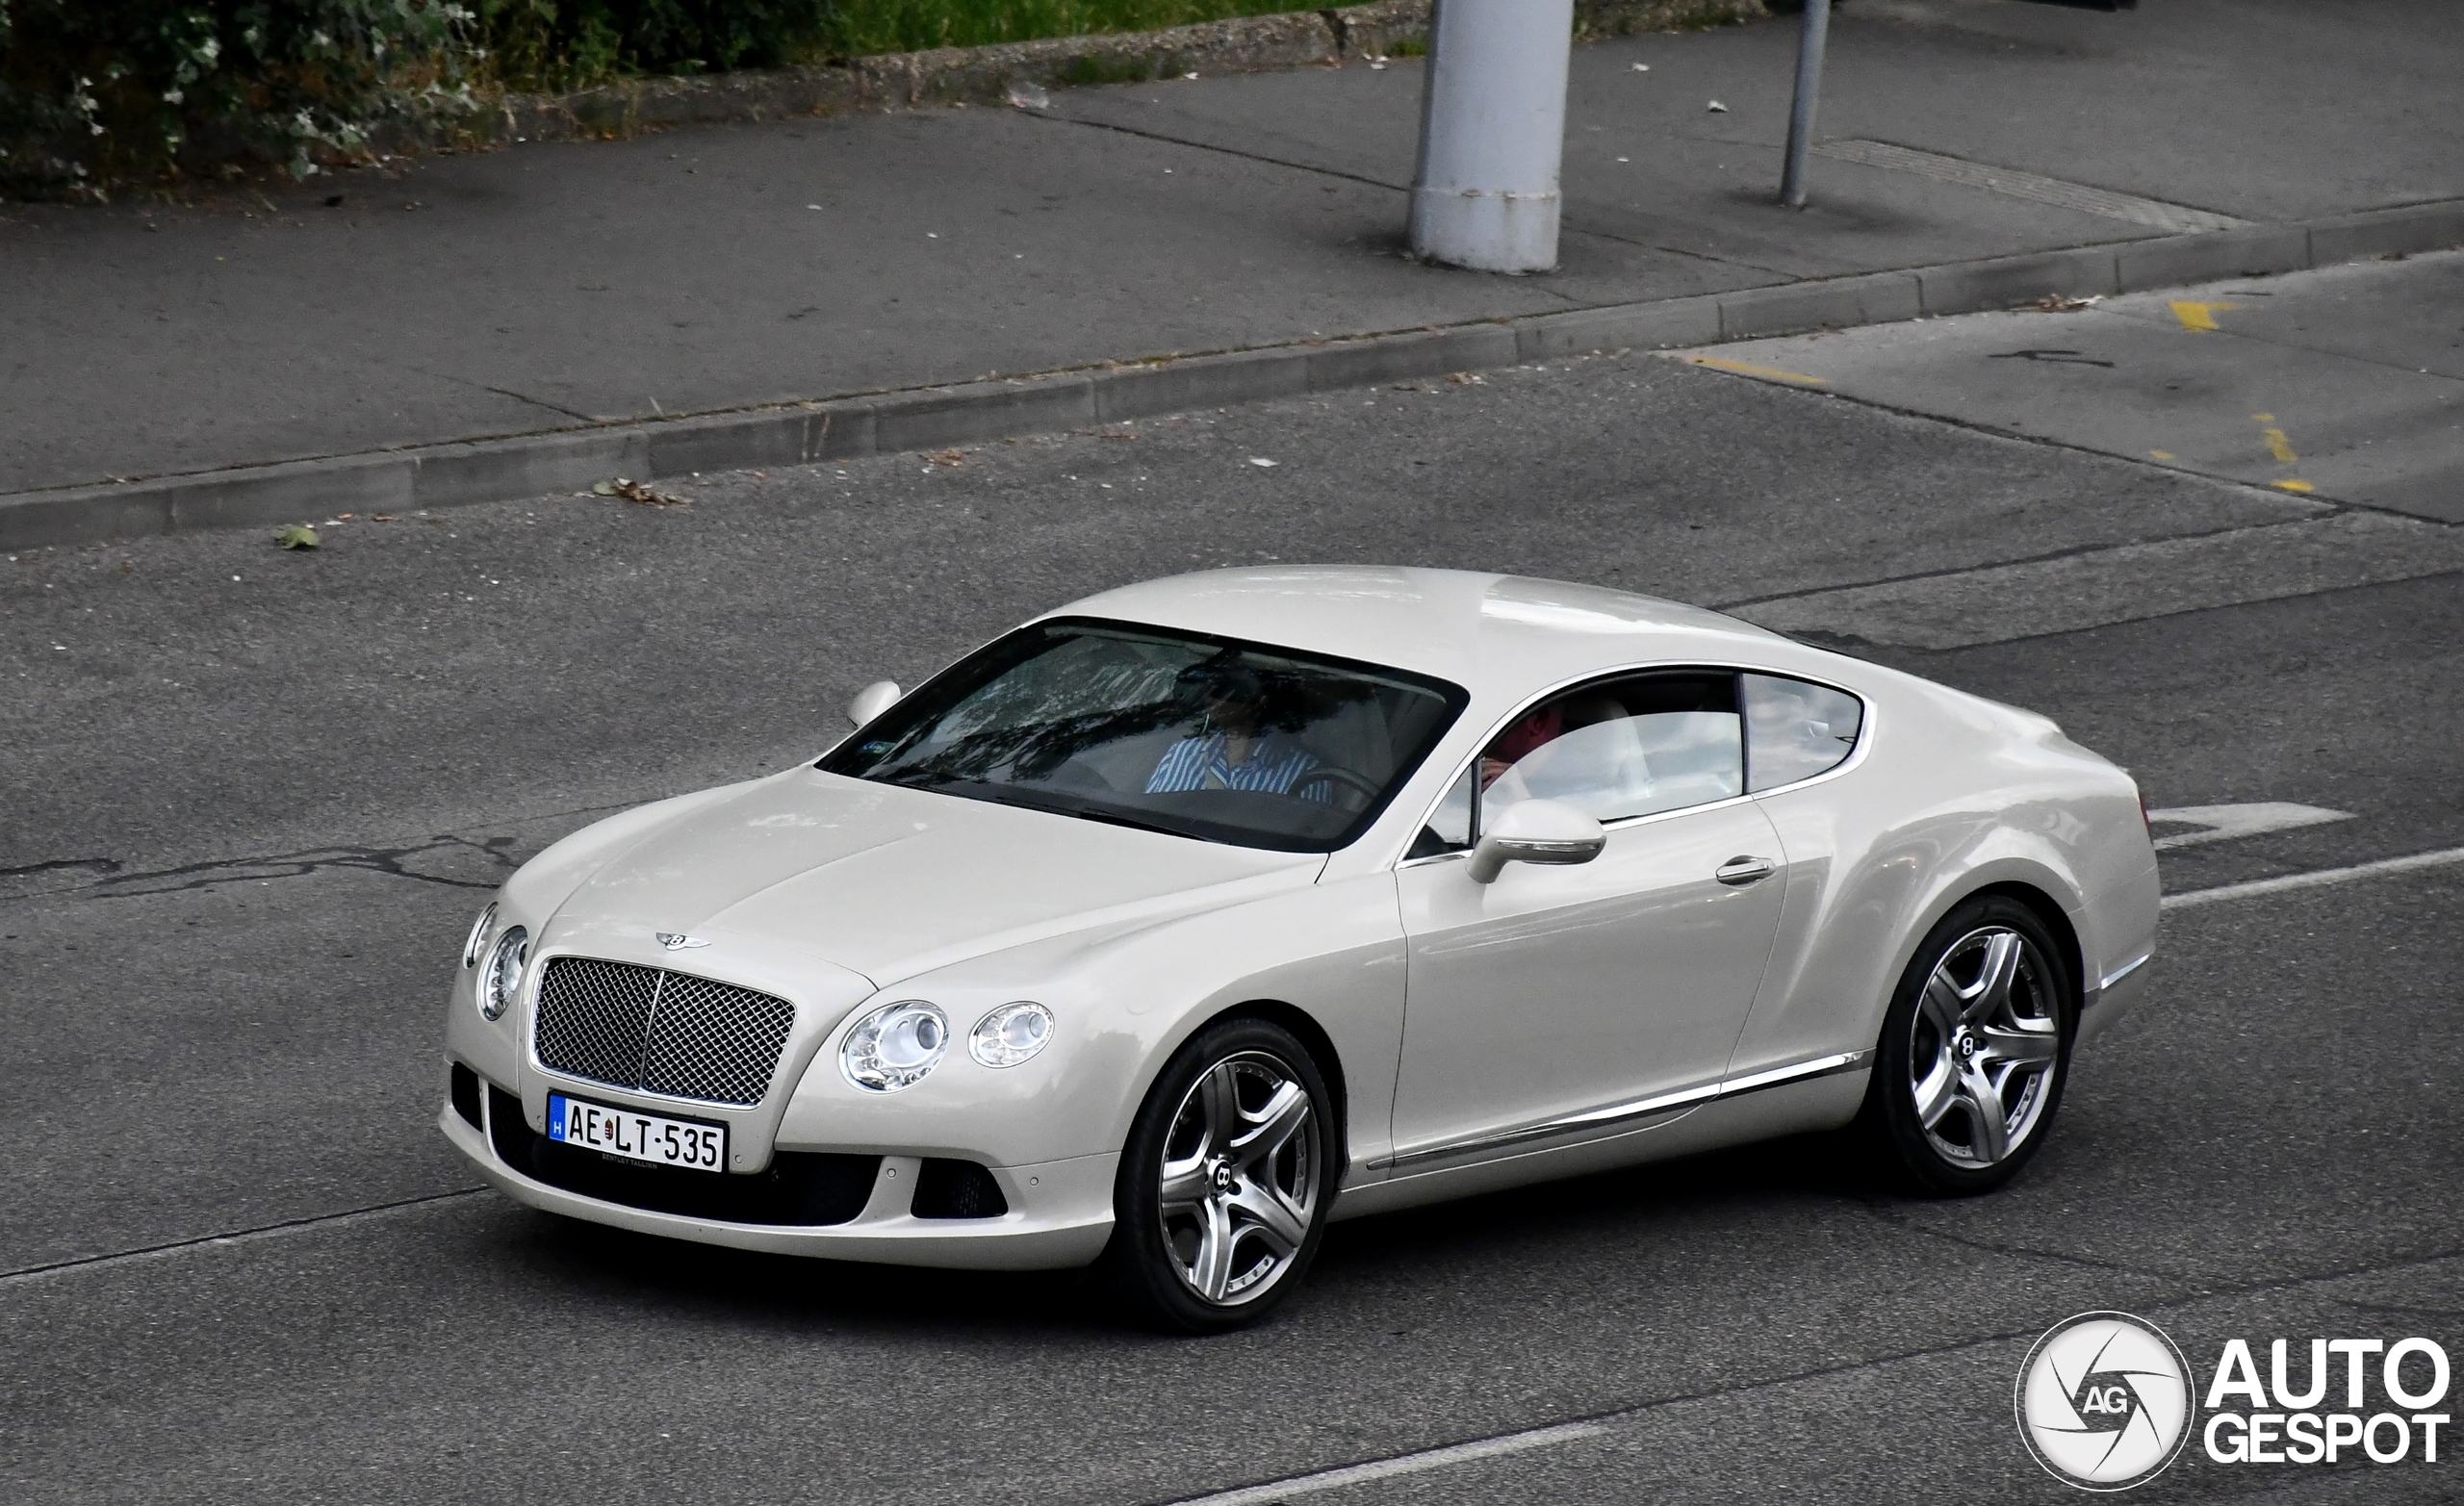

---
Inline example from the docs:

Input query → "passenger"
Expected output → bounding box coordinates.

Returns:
[1146,663,1328,800]
[1479,703,1563,790]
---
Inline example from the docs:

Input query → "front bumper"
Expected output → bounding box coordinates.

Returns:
[440,1096,1117,1271]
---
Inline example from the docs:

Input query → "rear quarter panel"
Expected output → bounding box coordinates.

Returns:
[1732,666,2156,1085]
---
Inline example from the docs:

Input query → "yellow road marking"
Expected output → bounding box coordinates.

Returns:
[2272,479,2316,493]
[2170,300,2238,331]
[2260,426,2298,465]
[1689,356,1829,385]
[2149,449,2176,461]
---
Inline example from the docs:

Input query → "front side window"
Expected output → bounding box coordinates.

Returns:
[1478,673,1744,832]
[1743,674,1863,791]
[822,618,1465,853]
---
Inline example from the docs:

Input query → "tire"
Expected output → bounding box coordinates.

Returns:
[1857,895,2076,1196]
[1101,1018,1337,1333]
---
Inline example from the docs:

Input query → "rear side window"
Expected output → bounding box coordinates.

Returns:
[1744,674,1864,792]
[1479,672,1743,830]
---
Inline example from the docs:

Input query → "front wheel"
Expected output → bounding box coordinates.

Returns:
[1858,896,2075,1195]
[1101,1019,1336,1333]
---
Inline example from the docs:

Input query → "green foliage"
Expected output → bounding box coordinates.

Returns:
[0,1,1342,193]
[815,1,1296,59]
[475,0,835,90]
[0,0,481,196]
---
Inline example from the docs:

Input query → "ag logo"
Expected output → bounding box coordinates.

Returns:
[2016,1312,2195,1491]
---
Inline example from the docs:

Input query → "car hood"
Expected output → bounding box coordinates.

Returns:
[553,769,1324,985]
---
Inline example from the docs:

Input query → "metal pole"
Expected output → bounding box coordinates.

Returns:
[1779,0,1832,209]
[1407,0,1577,273]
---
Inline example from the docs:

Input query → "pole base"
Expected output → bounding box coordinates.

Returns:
[1407,189,1562,274]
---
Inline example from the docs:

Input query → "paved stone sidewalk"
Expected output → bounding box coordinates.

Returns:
[1,0,2457,506]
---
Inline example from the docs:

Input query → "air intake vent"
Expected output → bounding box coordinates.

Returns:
[911,1158,1010,1219]
[532,957,795,1108]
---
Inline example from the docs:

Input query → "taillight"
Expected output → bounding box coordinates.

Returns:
[2139,795,2151,835]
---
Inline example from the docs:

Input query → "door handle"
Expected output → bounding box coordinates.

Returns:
[1715,855,1775,886]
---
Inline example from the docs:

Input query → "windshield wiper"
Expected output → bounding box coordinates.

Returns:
[1066,807,1217,842]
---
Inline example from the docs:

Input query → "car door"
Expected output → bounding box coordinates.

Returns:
[1388,671,1788,1162]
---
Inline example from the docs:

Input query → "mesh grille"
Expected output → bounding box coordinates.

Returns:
[533,957,795,1108]
[641,972,798,1105]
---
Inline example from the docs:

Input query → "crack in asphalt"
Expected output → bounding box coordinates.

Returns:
[0,832,524,905]
[1847,1196,2191,1282]
[1706,511,2352,612]
[0,798,642,907]
[0,855,123,881]
[0,1188,489,1289]
[1675,352,2464,528]
[1157,1241,2464,1506]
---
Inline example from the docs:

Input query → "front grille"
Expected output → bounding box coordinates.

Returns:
[533,957,796,1107]
[487,1087,876,1226]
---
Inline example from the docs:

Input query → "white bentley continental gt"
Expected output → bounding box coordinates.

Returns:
[440,567,2160,1330]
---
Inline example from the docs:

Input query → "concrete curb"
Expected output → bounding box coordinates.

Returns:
[8,197,2458,552]
[480,2,1764,146]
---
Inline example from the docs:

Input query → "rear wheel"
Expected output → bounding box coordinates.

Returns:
[1859,896,2074,1195]
[1102,1019,1335,1333]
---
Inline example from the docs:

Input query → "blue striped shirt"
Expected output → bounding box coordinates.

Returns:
[1144,732,1328,802]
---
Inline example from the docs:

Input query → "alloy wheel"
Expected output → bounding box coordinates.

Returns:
[1156,1050,1322,1306]
[1908,926,2061,1169]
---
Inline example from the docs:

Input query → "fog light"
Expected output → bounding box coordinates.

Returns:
[841,1001,949,1092]
[969,1002,1054,1068]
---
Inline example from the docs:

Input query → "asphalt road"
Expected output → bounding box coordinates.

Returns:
[5,291,2460,1502]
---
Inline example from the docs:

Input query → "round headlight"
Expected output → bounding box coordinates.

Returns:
[478,926,528,1021]
[461,901,499,969]
[969,1002,1054,1068]
[841,1001,949,1092]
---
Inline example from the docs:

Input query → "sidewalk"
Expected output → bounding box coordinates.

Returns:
[4,0,2459,536]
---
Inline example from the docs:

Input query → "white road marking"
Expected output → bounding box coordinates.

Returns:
[1165,1420,1610,1506]
[2146,802,2352,851]
[2163,845,2464,909]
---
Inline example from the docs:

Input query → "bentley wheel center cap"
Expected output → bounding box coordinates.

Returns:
[1208,1158,1236,1192]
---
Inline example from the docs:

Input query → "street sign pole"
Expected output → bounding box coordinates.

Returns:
[1407,0,1577,272]
[1779,0,1833,208]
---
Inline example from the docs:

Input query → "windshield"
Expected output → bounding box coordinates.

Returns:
[821,618,1467,852]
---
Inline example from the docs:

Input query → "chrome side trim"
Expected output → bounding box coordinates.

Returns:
[1719,1049,1871,1097]
[2092,951,2153,998]
[1375,1048,1872,1172]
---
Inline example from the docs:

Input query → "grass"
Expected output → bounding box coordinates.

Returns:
[820,0,1320,56]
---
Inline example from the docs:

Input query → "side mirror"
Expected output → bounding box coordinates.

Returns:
[845,679,902,728]
[1468,799,1605,883]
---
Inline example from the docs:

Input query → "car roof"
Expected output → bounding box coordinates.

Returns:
[1049,567,1827,702]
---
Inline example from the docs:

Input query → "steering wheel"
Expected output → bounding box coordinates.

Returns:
[1292,766,1382,807]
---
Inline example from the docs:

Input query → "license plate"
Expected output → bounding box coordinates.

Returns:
[547,1092,727,1173]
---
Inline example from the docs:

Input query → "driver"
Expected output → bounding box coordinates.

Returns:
[1145,662,1330,802]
